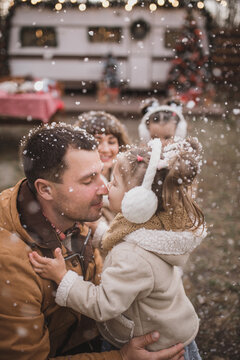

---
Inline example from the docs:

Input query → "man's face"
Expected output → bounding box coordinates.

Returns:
[50,148,108,225]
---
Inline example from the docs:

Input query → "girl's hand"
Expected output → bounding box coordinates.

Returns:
[29,248,67,284]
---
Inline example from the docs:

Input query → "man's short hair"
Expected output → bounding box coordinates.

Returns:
[20,122,97,191]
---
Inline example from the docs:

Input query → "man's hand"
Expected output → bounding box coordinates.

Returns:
[120,331,184,360]
[29,248,67,284]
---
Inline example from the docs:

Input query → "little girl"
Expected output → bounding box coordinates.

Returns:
[139,98,187,146]
[29,137,206,359]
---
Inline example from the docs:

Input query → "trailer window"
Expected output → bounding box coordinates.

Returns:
[165,29,181,49]
[20,27,57,47]
[88,27,122,43]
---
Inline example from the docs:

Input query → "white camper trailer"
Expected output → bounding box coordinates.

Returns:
[8,4,208,90]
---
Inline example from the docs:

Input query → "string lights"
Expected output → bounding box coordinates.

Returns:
[0,0,232,15]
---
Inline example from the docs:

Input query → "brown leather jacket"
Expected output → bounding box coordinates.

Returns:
[0,179,122,360]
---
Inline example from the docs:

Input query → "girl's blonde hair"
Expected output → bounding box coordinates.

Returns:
[116,137,204,230]
[75,111,130,149]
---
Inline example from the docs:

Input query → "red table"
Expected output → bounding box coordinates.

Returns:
[0,91,64,123]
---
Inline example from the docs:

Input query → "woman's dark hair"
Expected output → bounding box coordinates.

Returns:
[75,111,130,149]
[20,123,97,191]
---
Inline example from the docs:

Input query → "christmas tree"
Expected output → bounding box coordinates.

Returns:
[167,9,211,104]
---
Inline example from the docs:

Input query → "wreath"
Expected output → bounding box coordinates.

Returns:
[130,19,150,41]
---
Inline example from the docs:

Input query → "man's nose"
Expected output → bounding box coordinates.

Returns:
[97,179,108,195]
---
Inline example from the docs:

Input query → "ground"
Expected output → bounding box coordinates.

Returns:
[183,113,240,360]
[0,96,239,359]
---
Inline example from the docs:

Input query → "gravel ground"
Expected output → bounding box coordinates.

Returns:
[0,108,239,359]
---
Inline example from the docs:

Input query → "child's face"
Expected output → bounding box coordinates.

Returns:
[108,164,126,214]
[149,120,176,147]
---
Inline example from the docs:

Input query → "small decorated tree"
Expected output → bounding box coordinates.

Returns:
[167,9,211,104]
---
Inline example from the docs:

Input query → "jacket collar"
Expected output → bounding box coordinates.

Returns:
[102,210,207,260]
[17,179,62,250]
[17,180,94,275]
[124,225,207,256]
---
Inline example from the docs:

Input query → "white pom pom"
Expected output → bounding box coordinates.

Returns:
[121,187,158,224]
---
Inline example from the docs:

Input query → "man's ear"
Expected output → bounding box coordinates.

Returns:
[34,179,53,200]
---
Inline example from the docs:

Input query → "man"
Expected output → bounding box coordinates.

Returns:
[0,123,184,360]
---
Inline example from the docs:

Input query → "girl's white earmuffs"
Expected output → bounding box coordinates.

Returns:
[121,138,162,224]
[138,104,187,143]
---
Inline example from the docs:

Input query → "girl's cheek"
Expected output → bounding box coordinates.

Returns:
[108,195,112,206]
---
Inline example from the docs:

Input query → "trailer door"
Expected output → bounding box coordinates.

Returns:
[129,55,151,89]
[128,17,151,89]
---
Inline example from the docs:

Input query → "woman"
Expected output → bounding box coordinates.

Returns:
[75,111,130,181]
[75,111,130,247]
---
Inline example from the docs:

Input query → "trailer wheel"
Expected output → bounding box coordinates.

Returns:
[130,19,150,41]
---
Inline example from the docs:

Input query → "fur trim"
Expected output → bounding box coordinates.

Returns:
[124,225,207,255]
[102,209,198,253]
[92,220,109,249]
[55,270,80,307]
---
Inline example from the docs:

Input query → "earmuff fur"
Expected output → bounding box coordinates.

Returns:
[138,105,187,143]
[121,139,162,224]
